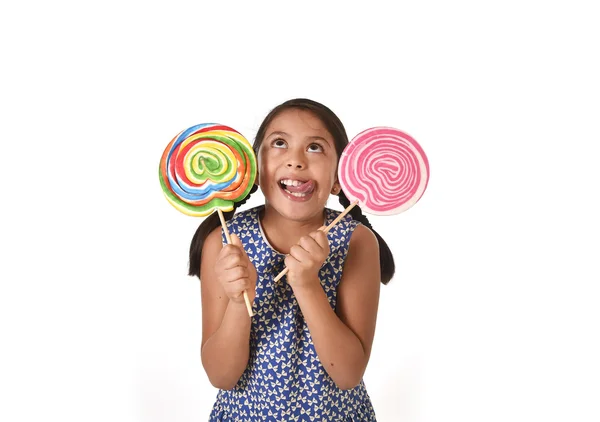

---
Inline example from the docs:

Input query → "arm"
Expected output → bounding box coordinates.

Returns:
[288,224,381,390]
[199,227,256,390]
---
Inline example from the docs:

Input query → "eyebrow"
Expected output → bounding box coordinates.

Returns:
[266,131,289,138]
[266,131,332,147]
[307,136,331,146]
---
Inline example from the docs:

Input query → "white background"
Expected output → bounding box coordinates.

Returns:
[1,1,599,421]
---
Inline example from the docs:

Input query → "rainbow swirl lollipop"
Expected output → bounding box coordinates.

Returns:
[338,127,429,215]
[159,123,257,217]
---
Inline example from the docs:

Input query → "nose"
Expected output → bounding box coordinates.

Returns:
[286,161,304,169]
[286,150,306,169]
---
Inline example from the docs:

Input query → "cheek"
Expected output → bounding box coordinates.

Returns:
[330,165,338,183]
[258,172,270,188]
[323,159,339,185]
[257,157,275,186]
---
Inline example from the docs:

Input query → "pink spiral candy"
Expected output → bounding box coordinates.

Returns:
[338,127,429,215]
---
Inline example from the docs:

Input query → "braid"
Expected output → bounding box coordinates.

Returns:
[338,190,373,230]
[337,190,396,285]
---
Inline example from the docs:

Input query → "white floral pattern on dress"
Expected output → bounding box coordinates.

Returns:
[210,206,377,421]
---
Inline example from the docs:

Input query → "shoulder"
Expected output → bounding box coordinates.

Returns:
[347,223,379,268]
[202,225,225,257]
[337,223,380,310]
[334,221,380,292]
[349,223,378,248]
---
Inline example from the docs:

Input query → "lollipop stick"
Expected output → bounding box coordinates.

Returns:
[217,209,232,244]
[217,209,254,317]
[273,200,359,283]
[323,200,359,232]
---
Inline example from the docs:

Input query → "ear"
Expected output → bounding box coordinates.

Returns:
[331,181,341,195]
[254,151,260,186]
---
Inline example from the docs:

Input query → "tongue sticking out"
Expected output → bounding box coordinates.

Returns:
[285,180,315,194]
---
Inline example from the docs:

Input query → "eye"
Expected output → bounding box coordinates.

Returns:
[271,138,287,148]
[307,143,324,153]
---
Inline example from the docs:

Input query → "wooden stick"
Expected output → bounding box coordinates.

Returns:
[217,209,253,317]
[273,200,359,283]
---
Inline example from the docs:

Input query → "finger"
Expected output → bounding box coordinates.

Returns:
[218,266,248,284]
[298,235,323,256]
[289,244,313,263]
[309,230,329,250]
[220,253,246,270]
[230,233,247,252]
[284,253,299,269]
[220,244,242,259]
[231,233,252,258]
[224,278,251,297]
[226,266,249,281]
[230,278,251,292]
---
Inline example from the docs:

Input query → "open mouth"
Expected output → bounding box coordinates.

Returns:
[278,178,316,199]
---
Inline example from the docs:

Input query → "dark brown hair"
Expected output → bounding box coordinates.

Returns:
[188,98,395,284]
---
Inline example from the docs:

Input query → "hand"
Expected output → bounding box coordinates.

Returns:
[285,229,329,288]
[214,233,257,305]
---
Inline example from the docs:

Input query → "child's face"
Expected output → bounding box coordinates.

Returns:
[258,108,341,221]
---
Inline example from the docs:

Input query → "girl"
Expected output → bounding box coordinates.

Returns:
[189,98,395,421]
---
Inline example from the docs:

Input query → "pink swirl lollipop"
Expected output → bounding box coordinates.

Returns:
[273,126,429,283]
[338,127,429,215]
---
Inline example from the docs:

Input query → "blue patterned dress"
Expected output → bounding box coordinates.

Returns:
[209,206,377,421]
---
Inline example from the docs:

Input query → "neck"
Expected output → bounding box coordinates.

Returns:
[259,204,326,254]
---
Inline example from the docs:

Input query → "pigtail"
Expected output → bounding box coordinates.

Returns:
[338,190,396,285]
[188,184,259,278]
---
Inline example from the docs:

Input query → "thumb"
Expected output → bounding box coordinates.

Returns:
[231,233,245,250]
[231,233,251,261]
